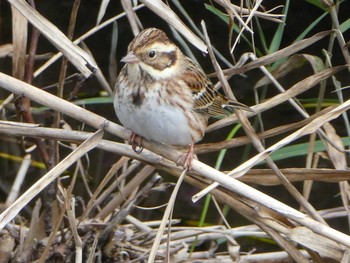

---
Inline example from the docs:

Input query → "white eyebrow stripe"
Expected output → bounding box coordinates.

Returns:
[148,42,177,53]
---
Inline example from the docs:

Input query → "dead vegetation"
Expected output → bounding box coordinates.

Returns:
[0,0,349,262]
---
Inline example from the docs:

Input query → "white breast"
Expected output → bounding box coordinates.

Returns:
[114,81,207,146]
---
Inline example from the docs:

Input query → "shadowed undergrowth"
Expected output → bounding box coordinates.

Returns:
[0,0,349,262]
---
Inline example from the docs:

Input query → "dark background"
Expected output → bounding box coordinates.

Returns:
[0,1,349,252]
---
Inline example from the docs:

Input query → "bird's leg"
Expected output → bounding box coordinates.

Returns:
[130,132,143,154]
[176,144,194,170]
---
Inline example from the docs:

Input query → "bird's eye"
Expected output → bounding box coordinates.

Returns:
[148,50,156,58]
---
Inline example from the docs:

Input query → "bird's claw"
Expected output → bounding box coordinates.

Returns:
[176,144,194,171]
[130,132,143,154]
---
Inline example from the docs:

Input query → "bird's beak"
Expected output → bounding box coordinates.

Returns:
[121,51,140,64]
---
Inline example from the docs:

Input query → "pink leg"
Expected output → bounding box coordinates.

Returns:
[130,132,143,154]
[176,144,194,170]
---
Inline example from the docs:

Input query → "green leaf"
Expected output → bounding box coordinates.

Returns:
[260,137,350,164]
[33,97,113,113]
[305,0,327,11]
[294,12,328,42]
[299,98,340,108]
[205,4,229,24]
[269,0,290,53]
[340,18,350,33]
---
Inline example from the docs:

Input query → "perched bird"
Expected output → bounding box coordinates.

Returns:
[114,28,251,169]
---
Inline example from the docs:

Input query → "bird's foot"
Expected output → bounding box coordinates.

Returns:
[176,144,194,170]
[130,132,143,154]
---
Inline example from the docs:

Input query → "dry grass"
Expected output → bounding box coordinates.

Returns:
[0,0,349,262]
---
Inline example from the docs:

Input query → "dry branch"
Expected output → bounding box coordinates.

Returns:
[8,0,97,77]
[1,72,350,251]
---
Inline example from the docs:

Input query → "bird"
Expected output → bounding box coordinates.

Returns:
[114,28,251,169]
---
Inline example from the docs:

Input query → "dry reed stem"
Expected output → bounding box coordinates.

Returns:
[141,0,207,52]
[203,20,326,224]
[96,0,109,25]
[33,4,145,78]
[1,1,350,260]
[122,0,141,36]
[196,98,350,199]
[97,165,156,219]
[0,129,104,230]
[0,72,350,250]
[209,64,347,131]
[215,0,285,23]
[0,122,349,185]
[8,0,96,77]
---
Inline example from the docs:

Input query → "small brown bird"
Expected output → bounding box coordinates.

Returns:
[114,28,251,169]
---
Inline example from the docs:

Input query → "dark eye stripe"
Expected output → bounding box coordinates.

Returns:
[162,50,176,67]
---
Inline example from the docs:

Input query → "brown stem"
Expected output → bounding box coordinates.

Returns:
[24,4,40,85]
[13,0,51,169]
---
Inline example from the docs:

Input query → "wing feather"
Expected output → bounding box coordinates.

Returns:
[182,58,252,116]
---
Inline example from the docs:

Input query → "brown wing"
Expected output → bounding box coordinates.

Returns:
[182,58,251,117]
